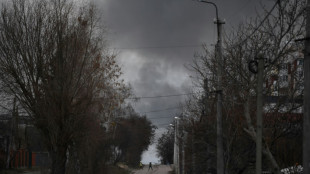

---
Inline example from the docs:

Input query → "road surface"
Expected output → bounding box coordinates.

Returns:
[132,165,172,174]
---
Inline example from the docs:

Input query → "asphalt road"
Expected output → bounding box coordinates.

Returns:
[132,165,172,174]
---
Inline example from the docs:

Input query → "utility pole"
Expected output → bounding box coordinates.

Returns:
[256,57,264,174]
[215,18,225,174]
[174,118,177,174]
[182,121,186,174]
[191,125,196,174]
[198,2,224,173]
[182,137,184,174]
[303,0,310,173]
[203,78,212,172]
[174,117,180,174]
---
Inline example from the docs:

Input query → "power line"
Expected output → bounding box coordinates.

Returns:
[116,106,181,118]
[109,44,203,50]
[238,0,280,45]
[148,114,180,120]
[155,123,174,127]
[142,106,182,114]
[127,92,196,100]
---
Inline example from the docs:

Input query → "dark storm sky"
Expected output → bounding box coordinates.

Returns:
[95,0,273,128]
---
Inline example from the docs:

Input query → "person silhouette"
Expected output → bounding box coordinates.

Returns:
[148,162,153,171]
[139,161,143,169]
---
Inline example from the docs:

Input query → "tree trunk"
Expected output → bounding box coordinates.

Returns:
[6,136,11,169]
[243,95,281,174]
[256,58,264,174]
[262,145,281,174]
[50,146,67,174]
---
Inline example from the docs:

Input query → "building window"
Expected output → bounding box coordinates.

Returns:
[296,70,303,78]
[279,75,288,82]
[296,83,304,91]
[279,63,288,70]
[297,59,303,66]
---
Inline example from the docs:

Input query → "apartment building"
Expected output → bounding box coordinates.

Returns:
[265,52,304,113]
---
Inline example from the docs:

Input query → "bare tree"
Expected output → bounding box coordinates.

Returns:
[188,0,305,173]
[0,0,126,173]
[156,126,174,165]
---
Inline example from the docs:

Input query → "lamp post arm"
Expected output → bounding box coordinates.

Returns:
[199,0,219,21]
[198,0,221,41]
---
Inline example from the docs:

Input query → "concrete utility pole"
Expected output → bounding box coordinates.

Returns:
[256,57,265,174]
[199,1,225,174]
[173,118,177,174]
[303,0,310,173]
[182,138,185,174]
[216,19,225,174]
[182,121,187,174]
[191,126,196,174]
[174,117,180,174]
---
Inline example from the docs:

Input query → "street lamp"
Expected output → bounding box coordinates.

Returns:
[197,1,225,174]
[198,1,224,41]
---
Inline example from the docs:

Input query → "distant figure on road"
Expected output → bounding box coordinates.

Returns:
[148,162,153,171]
[139,161,143,169]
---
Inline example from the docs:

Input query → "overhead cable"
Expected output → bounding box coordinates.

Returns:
[238,0,280,45]
[148,116,176,120]
[110,44,202,50]
[127,92,196,100]
[116,106,181,118]
[142,106,182,114]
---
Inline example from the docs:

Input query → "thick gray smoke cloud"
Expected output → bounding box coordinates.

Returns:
[96,0,273,128]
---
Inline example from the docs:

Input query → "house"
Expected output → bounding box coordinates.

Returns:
[0,114,50,169]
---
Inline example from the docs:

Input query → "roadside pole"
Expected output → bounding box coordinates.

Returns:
[174,117,180,174]
[216,18,225,174]
[256,57,264,174]
[303,0,310,173]
[174,118,177,174]
[197,2,225,173]
[191,126,196,174]
[182,121,187,174]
